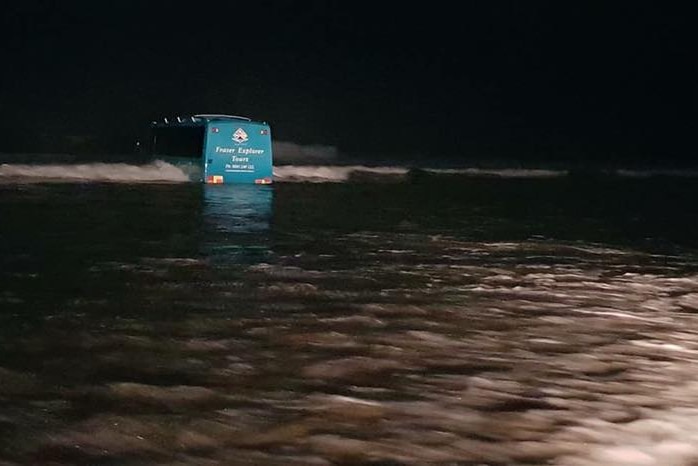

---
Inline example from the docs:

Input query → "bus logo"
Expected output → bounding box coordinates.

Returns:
[232,128,249,144]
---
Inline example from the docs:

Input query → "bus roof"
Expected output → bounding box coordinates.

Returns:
[193,114,251,121]
[150,114,267,128]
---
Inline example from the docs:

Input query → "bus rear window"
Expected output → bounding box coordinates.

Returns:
[151,126,205,158]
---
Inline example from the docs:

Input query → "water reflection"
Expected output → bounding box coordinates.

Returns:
[201,185,273,263]
[203,185,272,234]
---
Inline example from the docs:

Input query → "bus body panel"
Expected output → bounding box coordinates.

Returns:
[203,121,273,184]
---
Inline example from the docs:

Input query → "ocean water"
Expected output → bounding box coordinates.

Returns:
[2,160,698,465]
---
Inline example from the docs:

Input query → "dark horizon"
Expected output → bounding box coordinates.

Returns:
[1,1,696,167]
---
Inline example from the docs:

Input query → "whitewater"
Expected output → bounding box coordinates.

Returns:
[3,160,698,184]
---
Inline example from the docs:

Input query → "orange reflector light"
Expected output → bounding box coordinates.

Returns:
[254,177,272,184]
[206,175,224,184]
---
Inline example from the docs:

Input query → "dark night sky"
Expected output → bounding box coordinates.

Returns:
[0,1,696,166]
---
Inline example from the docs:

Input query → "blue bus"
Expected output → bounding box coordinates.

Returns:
[150,114,273,184]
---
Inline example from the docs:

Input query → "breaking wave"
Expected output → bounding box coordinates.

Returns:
[0,160,190,183]
[4,159,698,185]
[272,166,570,182]
[0,162,567,184]
[272,165,410,182]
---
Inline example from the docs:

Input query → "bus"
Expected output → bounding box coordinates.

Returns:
[149,114,273,184]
